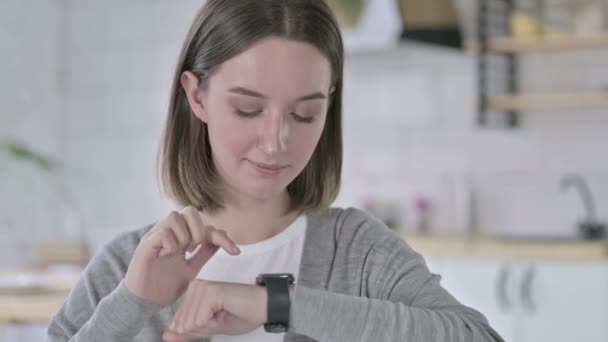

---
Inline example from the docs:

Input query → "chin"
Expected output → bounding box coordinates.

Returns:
[244,182,287,202]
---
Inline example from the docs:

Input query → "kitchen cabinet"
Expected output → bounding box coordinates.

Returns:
[430,256,608,342]
[519,261,608,342]
[430,257,517,341]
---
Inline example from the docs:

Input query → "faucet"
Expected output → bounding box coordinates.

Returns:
[560,173,605,239]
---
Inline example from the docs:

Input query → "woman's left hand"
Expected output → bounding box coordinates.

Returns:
[162,279,268,341]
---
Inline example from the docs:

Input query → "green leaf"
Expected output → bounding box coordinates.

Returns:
[1,140,56,172]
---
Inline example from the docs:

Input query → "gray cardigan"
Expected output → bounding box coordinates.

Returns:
[47,207,503,341]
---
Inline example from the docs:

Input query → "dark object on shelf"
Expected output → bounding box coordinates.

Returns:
[397,0,463,49]
[400,27,463,49]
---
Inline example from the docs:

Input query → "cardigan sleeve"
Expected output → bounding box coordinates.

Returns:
[289,234,504,342]
[47,233,163,341]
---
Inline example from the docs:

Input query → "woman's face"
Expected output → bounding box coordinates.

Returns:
[182,37,333,203]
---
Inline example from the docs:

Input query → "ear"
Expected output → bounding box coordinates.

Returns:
[180,71,209,123]
[329,85,336,96]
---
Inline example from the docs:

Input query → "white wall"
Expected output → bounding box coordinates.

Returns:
[61,0,206,247]
[0,0,65,266]
[0,0,64,340]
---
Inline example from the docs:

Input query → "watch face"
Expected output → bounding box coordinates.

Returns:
[270,326,288,333]
[257,273,295,285]
[264,323,288,333]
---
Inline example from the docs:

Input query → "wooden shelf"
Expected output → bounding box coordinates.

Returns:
[490,32,608,53]
[466,32,608,54]
[403,235,608,260]
[487,91,608,112]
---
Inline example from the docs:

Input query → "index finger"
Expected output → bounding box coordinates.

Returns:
[206,227,240,255]
[180,207,240,255]
[162,331,190,342]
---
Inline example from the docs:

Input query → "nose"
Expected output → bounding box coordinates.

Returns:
[257,111,289,155]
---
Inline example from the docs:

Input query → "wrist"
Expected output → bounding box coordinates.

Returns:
[220,282,267,326]
[257,285,269,325]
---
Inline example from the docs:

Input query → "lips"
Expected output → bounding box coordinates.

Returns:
[246,159,289,177]
[248,160,287,170]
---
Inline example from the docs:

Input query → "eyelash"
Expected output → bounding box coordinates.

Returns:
[234,109,315,124]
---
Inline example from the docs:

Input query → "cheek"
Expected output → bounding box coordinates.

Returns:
[207,115,254,158]
[289,122,325,161]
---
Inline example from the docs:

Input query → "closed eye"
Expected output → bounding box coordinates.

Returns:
[235,108,315,124]
[235,109,261,118]
[292,113,315,123]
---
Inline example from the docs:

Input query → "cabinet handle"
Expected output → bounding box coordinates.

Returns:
[520,265,537,314]
[496,263,511,312]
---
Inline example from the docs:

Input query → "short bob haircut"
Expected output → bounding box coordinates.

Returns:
[158,0,344,213]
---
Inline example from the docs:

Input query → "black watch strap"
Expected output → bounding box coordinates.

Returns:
[256,274,294,333]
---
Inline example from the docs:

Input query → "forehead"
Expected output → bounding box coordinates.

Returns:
[210,37,333,98]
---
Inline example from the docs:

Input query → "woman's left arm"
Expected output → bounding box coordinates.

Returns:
[289,236,505,342]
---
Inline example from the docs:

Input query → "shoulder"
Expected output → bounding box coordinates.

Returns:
[306,207,424,297]
[308,206,381,228]
[308,206,410,253]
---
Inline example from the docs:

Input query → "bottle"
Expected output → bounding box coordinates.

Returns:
[510,0,543,38]
[413,194,432,236]
[437,173,476,237]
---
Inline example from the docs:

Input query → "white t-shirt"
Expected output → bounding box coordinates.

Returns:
[195,215,307,342]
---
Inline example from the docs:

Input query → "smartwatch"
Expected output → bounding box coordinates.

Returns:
[255,273,295,333]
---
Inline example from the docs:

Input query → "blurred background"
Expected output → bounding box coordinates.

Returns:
[1,0,608,340]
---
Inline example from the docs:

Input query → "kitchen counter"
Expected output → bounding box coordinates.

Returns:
[0,270,79,325]
[2,235,607,325]
[402,235,608,260]
[0,292,69,325]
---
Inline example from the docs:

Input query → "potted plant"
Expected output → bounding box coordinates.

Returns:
[0,140,89,268]
[1,140,56,172]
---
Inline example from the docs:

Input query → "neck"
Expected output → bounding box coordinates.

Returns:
[200,190,300,245]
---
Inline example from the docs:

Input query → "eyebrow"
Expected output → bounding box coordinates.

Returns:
[228,86,326,102]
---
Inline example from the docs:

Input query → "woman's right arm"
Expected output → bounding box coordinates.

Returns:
[47,207,240,341]
[46,236,164,341]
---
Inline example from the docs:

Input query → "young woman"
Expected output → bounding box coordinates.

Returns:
[47,1,503,341]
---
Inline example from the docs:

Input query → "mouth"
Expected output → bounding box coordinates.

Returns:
[250,161,287,170]
[246,159,288,176]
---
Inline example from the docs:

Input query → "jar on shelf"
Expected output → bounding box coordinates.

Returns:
[571,0,605,35]
[542,0,574,37]
[510,0,544,38]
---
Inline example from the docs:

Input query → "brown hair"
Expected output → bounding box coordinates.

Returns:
[158,0,344,213]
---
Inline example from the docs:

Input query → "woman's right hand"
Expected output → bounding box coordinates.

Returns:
[124,206,240,307]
